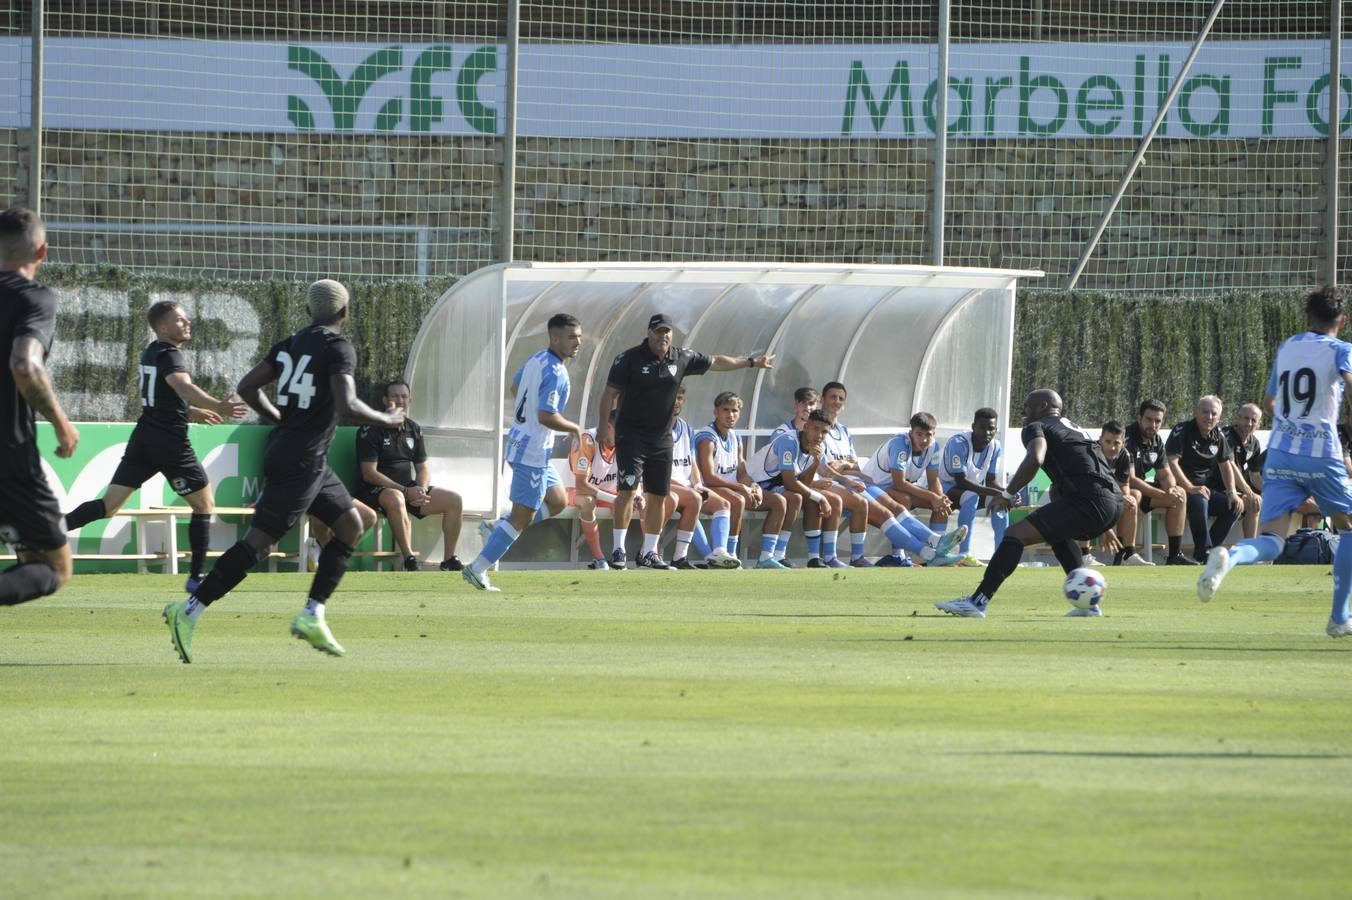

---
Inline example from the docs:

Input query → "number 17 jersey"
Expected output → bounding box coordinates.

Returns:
[265,324,357,464]
[1266,331,1352,460]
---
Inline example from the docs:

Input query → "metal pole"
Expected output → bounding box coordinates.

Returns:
[499,0,520,264]
[1325,0,1342,287]
[28,0,44,214]
[1064,0,1228,290]
[930,0,950,266]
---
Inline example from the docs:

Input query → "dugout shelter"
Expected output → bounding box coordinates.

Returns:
[405,262,1042,543]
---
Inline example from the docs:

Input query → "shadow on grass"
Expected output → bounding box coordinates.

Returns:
[978,749,1350,760]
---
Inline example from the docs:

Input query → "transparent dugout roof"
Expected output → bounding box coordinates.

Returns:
[406,262,1041,513]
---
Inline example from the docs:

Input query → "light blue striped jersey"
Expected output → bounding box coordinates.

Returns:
[941,431,1003,489]
[504,348,570,468]
[745,430,805,484]
[1265,331,1352,459]
[861,431,940,487]
[693,422,741,479]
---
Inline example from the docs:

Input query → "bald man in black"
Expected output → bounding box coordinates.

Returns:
[935,389,1123,618]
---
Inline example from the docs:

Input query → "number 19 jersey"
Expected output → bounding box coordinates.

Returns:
[265,324,357,463]
[1266,331,1352,460]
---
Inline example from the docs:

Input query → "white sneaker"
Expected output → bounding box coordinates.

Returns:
[1197,547,1230,603]
[705,547,741,569]
[1082,553,1105,567]
[935,597,986,618]
[1121,552,1154,567]
[1065,606,1103,617]
[461,566,501,593]
[1327,618,1352,638]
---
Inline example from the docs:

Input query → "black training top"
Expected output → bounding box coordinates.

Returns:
[1165,418,1233,486]
[1022,415,1119,497]
[136,340,190,435]
[1106,445,1133,485]
[0,270,57,453]
[356,417,427,486]
[1214,425,1261,491]
[1123,421,1166,481]
[264,324,357,462]
[606,341,711,436]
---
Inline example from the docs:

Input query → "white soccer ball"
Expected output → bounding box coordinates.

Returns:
[1063,567,1107,610]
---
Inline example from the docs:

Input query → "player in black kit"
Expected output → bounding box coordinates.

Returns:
[935,389,1124,619]
[0,207,80,606]
[161,280,404,662]
[63,300,247,592]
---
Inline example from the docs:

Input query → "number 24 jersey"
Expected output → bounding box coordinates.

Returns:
[265,324,357,462]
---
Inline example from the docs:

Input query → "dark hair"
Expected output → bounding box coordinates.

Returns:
[807,409,833,426]
[1137,398,1166,417]
[0,206,45,264]
[548,313,580,331]
[146,300,182,329]
[821,381,847,398]
[793,387,820,404]
[384,379,410,397]
[714,391,741,408]
[974,407,998,421]
[910,412,937,430]
[1101,420,1125,436]
[1307,286,1343,328]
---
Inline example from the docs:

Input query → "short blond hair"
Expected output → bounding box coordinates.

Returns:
[307,279,349,324]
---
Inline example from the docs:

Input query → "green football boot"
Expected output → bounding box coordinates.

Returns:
[289,613,346,657]
[162,601,195,664]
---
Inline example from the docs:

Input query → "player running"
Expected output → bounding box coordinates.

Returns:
[162,280,405,661]
[936,389,1124,619]
[463,314,584,591]
[64,300,247,593]
[0,206,80,607]
[1198,287,1352,638]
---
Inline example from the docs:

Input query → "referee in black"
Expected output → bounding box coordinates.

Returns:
[596,313,773,569]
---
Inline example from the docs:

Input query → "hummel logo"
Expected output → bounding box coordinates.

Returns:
[529,473,542,487]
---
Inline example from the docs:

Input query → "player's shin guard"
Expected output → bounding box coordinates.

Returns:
[0,561,60,605]
[850,531,866,560]
[193,540,260,606]
[709,510,729,552]
[691,521,713,558]
[309,538,355,604]
[805,529,822,558]
[1227,533,1283,568]
[774,531,791,559]
[822,530,837,560]
[975,537,1025,602]
[674,530,694,561]
[63,499,106,530]
[1050,540,1085,573]
[957,493,979,555]
[189,513,211,579]
[1332,534,1352,624]
[580,515,605,560]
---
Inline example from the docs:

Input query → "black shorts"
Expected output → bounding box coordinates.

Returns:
[1025,491,1124,545]
[253,458,354,540]
[357,481,428,519]
[0,443,67,551]
[112,425,209,497]
[615,429,674,497]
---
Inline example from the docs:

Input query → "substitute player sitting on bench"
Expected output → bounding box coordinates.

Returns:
[356,379,464,572]
[570,409,646,570]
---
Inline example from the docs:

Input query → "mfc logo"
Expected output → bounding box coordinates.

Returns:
[287,45,498,134]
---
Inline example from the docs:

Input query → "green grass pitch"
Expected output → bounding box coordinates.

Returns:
[3,565,1350,898]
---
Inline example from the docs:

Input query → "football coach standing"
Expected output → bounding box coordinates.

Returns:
[597,313,773,569]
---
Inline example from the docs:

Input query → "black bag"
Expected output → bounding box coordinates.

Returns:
[1276,528,1340,565]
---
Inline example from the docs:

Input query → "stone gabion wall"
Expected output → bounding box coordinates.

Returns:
[5,131,1346,288]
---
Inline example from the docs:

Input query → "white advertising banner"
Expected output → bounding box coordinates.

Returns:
[0,38,1347,138]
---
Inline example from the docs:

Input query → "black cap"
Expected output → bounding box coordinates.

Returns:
[647,313,674,332]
